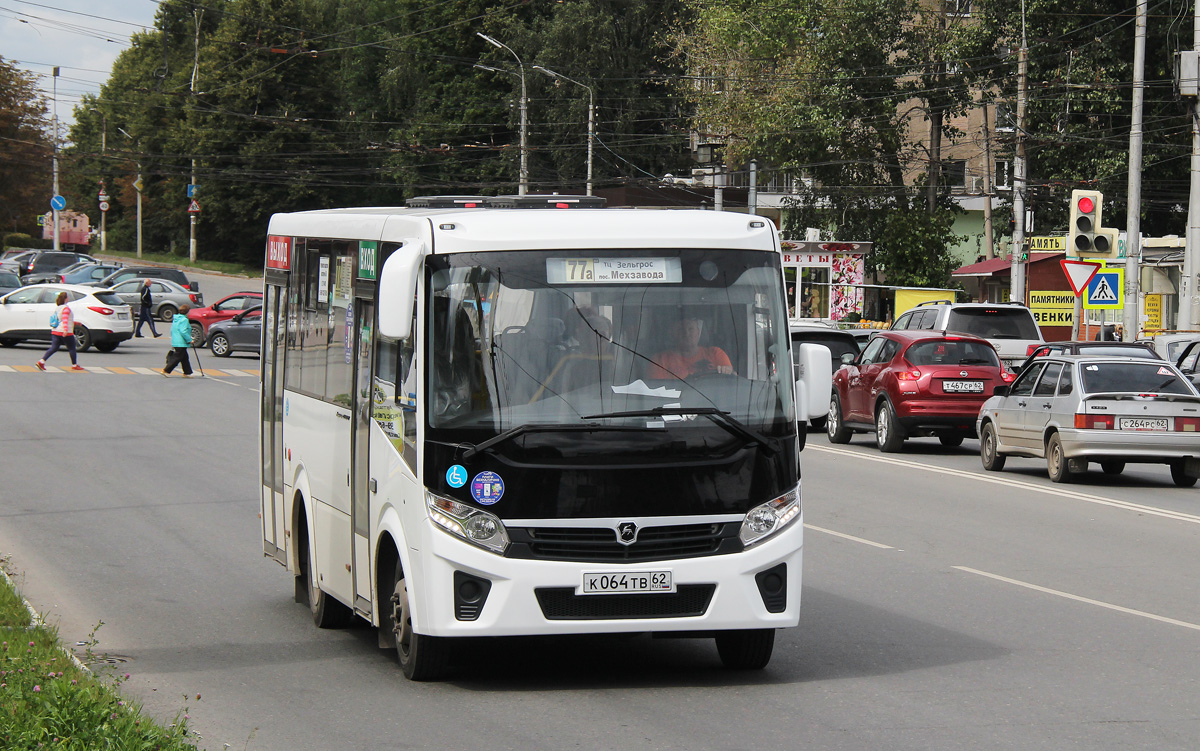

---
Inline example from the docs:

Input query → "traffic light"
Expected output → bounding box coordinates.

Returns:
[1068,189,1118,257]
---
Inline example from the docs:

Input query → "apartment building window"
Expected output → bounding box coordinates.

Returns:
[995,159,1012,190]
[944,160,967,188]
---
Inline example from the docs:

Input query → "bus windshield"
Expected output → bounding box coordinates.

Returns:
[424,248,794,449]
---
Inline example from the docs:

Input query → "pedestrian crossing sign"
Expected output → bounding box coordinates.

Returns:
[1083,267,1123,309]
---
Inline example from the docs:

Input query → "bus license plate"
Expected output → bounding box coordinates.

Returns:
[582,571,674,595]
[943,380,983,393]
[1120,418,1168,431]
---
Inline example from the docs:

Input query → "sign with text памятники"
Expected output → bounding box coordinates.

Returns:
[1029,291,1075,326]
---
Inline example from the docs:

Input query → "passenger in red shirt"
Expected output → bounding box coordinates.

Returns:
[648,316,732,379]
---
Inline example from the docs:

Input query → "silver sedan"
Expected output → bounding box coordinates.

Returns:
[976,355,1200,487]
[104,278,204,322]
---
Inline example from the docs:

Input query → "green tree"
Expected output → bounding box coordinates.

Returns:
[669,0,994,284]
[0,57,52,237]
[980,0,1190,238]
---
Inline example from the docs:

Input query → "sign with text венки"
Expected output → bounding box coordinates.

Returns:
[1029,291,1075,326]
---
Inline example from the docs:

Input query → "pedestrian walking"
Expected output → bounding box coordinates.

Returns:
[36,291,85,372]
[133,278,161,338]
[162,304,194,377]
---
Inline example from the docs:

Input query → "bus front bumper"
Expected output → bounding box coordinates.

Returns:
[410,516,803,638]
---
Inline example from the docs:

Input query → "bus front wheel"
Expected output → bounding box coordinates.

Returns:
[390,562,451,681]
[715,628,775,670]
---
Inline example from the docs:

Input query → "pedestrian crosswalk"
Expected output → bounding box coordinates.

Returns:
[0,364,259,377]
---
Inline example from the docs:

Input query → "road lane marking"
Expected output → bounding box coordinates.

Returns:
[954,566,1200,633]
[107,367,136,375]
[805,523,894,549]
[808,444,1200,525]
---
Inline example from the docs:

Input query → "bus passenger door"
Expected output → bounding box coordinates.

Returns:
[260,283,287,563]
[352,298,375,613]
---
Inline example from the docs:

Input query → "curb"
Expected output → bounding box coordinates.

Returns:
[0,558,92,674]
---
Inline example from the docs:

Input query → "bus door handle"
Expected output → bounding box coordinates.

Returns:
[336,411,351,421]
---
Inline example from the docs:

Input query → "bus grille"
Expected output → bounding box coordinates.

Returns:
[535,584,716,620]
[507,523,740,563]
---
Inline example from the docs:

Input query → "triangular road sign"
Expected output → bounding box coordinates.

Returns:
[1060,259,1101,296]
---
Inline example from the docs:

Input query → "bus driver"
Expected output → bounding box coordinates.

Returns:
[647,315,732,379]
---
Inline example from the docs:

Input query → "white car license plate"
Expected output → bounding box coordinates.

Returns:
[943,380,984,393]
[582,571,674,595]
[1119,418,1169,431]
[117,312,129,319]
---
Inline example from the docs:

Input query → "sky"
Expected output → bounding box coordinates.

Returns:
[0,0,160,127]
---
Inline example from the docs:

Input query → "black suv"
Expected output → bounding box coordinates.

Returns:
[19,251,94,278]
[91,266,198,292]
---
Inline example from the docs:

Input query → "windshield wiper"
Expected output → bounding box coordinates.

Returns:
[461,423,637,460]
[582,407,780,455]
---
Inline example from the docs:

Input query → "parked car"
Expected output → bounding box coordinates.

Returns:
[1022,341,1160,370]
[790,323,857,433]
[1173,340,1200,391]
[0,250,36,274]
[89,266,198,293]
[977,355,1200,486]
[27,261,123,286]
[207,305,262,357]
[1137,332,1200,363]
[0,271,22,295]
[18,251,94,279]
[846,328,878,352]
[890,301,1044,370]
[791,324,860,372]
[104,278,204,322]
[827,330,1012,451]
[0,283,134,352]
[187,290,262,345]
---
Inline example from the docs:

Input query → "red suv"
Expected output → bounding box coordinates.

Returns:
[186,290,262,344]
[827,330,1013,452]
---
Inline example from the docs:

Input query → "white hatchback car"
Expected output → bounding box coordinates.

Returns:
[0,283,134,352]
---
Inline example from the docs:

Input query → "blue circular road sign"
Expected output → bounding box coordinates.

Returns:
[50,195,66,211]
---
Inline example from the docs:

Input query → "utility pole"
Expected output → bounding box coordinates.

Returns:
[1185,3,1200,329]
[51,66,60,251]
[118,127,142,258]
[189,9,202,263]
[1011,34,1029,303]
[748,159,758,215]
[981,101,996,260]
[1123,0,1147,340]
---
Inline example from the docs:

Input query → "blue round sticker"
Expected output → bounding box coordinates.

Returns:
[470,471,504,505]
[446,464,468,488]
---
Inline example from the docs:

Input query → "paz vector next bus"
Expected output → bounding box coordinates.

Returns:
[258,197,804,680]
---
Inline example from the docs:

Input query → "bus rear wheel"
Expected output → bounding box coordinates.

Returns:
[715,628,775,670]
[390,562,451,681]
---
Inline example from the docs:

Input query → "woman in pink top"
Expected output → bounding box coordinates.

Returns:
[36,291,84,371]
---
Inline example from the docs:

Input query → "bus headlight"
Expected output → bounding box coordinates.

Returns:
[739,487,801,548]
[426,492,510,555]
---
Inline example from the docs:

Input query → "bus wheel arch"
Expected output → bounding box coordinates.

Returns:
[291,485,352,628]
[379,540,451,680]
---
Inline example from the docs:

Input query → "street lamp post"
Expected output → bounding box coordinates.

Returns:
[477,33,528,195]
[532,65,594,196]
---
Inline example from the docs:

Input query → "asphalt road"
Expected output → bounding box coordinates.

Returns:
[1,284,1198,750]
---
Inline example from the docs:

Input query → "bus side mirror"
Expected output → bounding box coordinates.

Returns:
[378,241,424,340]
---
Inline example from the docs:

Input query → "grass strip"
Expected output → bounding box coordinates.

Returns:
[0,561,201,750]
